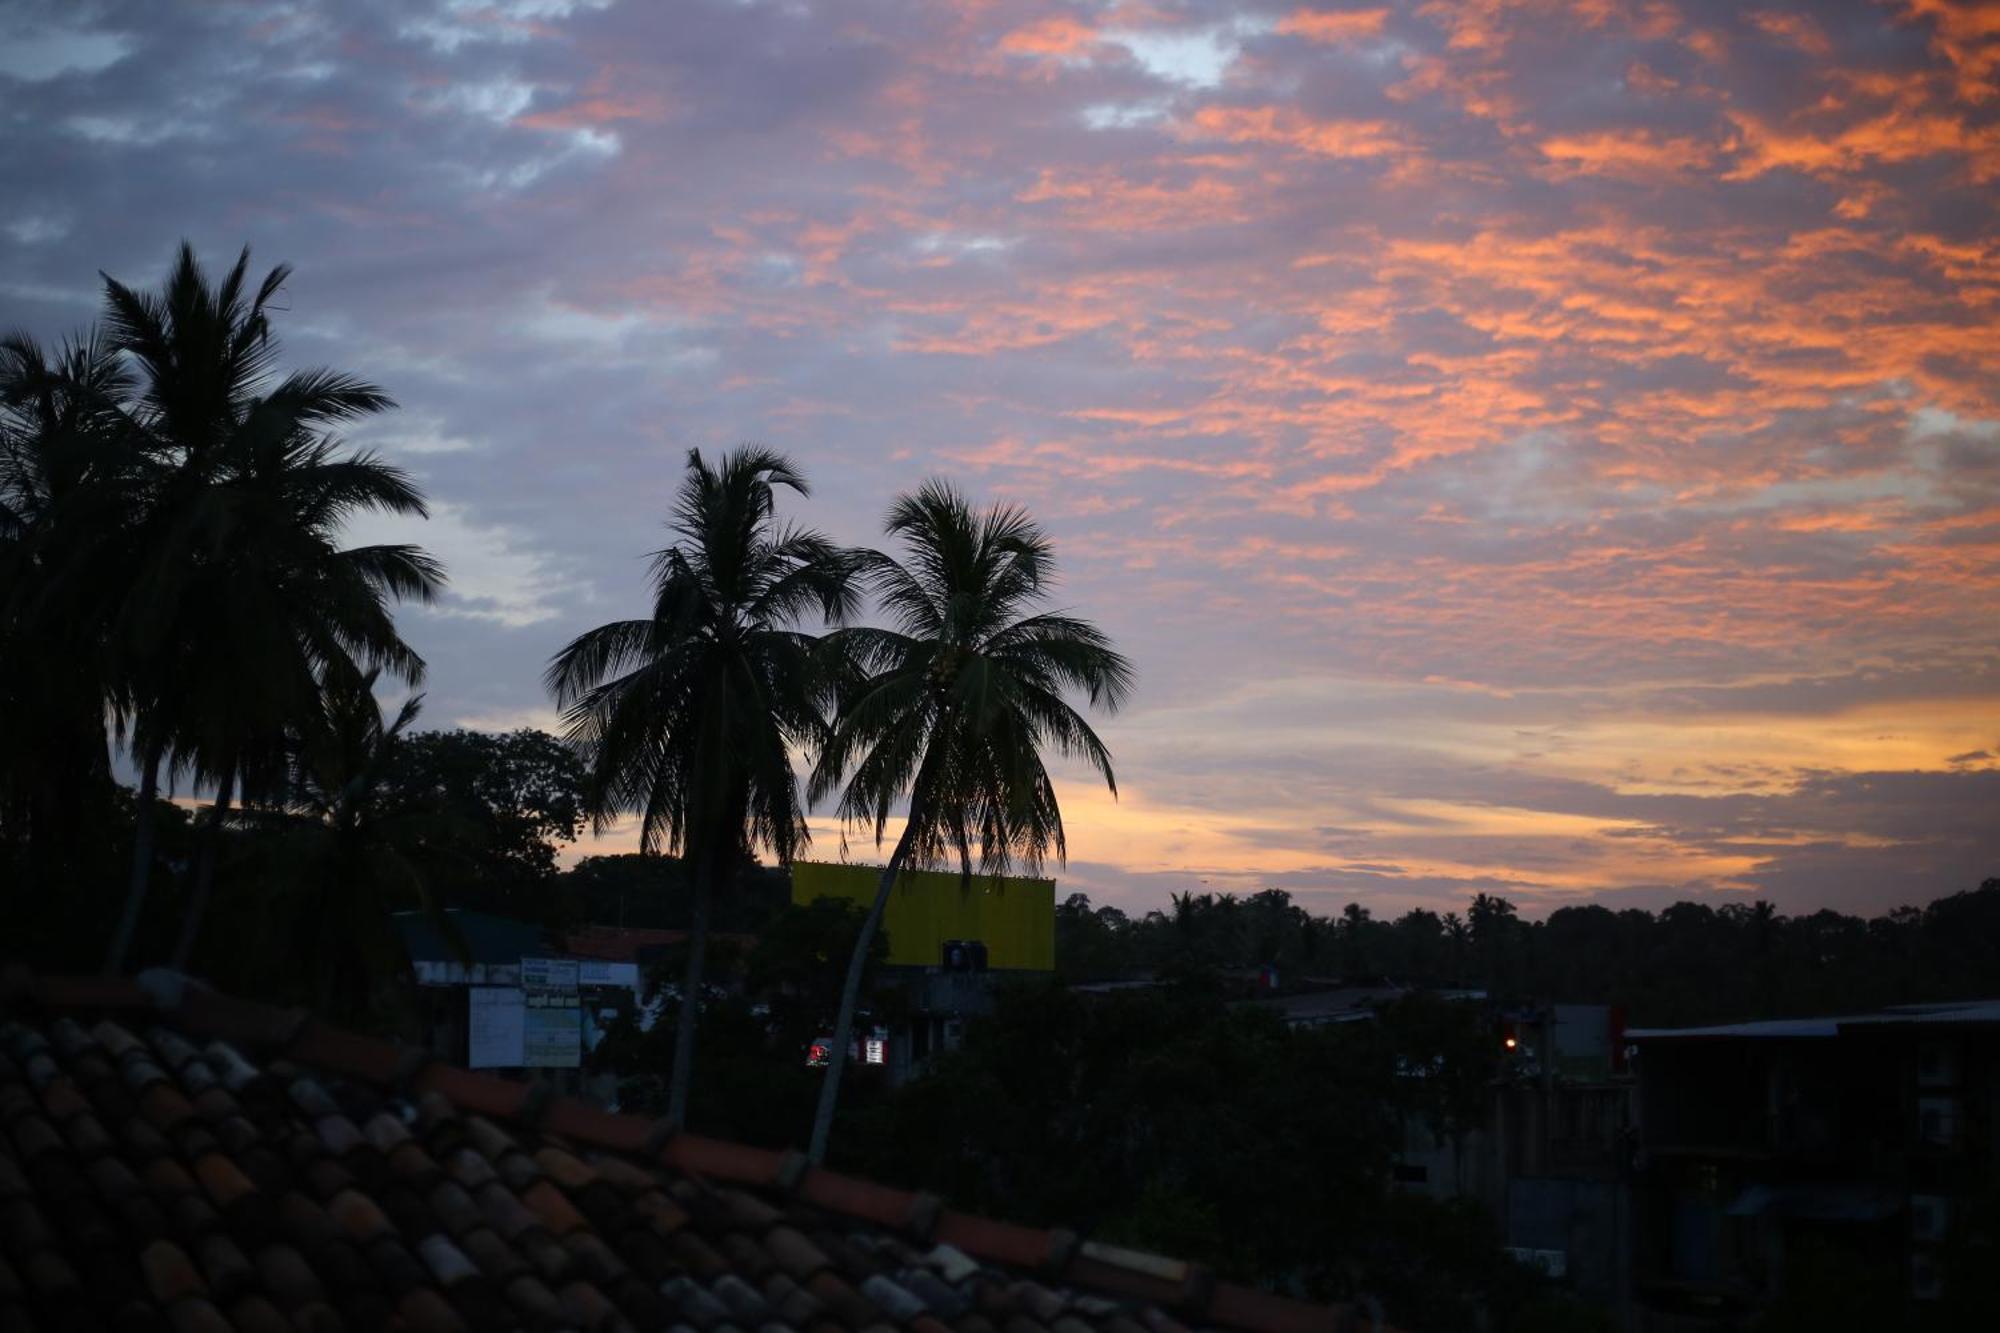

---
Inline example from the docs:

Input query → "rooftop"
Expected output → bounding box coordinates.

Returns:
[0,967,1379,1333]
[1626,997,2000,1043]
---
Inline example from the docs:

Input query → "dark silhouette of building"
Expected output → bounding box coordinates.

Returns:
[1627,999,2000,1327]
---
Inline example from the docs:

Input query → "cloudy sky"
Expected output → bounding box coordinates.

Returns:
[4,0,1997,919]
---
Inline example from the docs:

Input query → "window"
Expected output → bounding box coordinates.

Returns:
[1916,1040,1959,1089]
[1911,1194,1948,1243]
[1917,1097,1962,1150]
[1911,1251,1943,1301]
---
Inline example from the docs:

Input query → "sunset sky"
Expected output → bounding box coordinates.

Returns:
[4,0,1996,919]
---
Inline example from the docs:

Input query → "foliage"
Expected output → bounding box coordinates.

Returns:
[835,978,1584,1333]
[0,329,137,904]
[807,480,1132,1158]
[100,242,440,802]
[209,671,472,1023]
[377,727,585,922]
[560,853,790,933]
[1375,990,1502,1151]
[811,481,1133,877]
[1052,879,2000,1027]
[744,897,890,1061]
[589,898,890,1142]
[1,241,443,975]
[546,446,854,868]
[547,445,856,1124]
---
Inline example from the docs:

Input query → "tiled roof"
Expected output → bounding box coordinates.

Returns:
[0,969,1381,1333]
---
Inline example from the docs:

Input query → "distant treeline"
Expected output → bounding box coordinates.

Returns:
[12,708,1992,1033]
[0,723,788,995]
[1055,881,2000,1027]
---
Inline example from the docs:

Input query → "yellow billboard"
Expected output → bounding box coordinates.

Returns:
[790,861,1055,971]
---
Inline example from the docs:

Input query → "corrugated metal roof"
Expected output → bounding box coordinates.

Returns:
[1628,997,2000,1042]
[1844,999,2000,1028]
[393,908,549,967]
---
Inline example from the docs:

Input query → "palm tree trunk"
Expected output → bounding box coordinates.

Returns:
[170,764,235,971]
[807,816,919,1163]
[665,850,715,1127]
[104,738,163,976]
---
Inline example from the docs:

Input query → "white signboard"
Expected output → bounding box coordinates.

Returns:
[523,992,581,1067]
[414,960,521,988]
[1505,1247,1567,1279]
[467,987,525,1068]
[578,960,640,989]
[520,956,582,1068]
[520,957,580,990]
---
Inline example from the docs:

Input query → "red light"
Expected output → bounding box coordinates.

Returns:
[1504,1036,1518,1050]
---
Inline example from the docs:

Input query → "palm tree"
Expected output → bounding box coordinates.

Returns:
[546,447,855,1127]
[0,330,145,900]
[805,481,1132,1161]
[237,668,468,1019]
[97,242,442,975]
[166,410,444,969]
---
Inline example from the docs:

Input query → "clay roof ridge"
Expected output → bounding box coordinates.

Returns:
[0,965,1376,1333]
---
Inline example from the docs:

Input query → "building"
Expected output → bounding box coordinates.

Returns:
[1382,1002,1635,1315]
[393,909,645,1099]
[791,863,1057,1076]
[789,862,1055,971]
[0,964,1392,1332]
[1626,998,2000,1327]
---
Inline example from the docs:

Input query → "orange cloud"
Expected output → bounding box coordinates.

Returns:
[1181,104,1406,157]
[997,15,1097,56]
[1539,128,1715,176]
[1901,0,2000,103]
[1015,165,1254,229]
[1725,105,2000,181]
[1746,9,1832,57]
[1275,7,1391,43]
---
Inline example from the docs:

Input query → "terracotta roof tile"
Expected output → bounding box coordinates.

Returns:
[500,1270,563,1324]
[632,1186,692,1236]
[457,1224,527,1281]
[223,1292,292,1333]
[660,1229,725,1283]
[327,1187,393,1244]
[139,1239,206,1305]
[399,1284,470,1333]
[193,1150,257,1211]
[194,1233,255,1302]
[767,1223,832,1279]
[518,1226,575,1285]
[168,1295,236,1333]
[427,1179,484,1238]
[0,972,1375,1333]
[763,1269,826,1324]
[555,1276,618,1329]
[522,1177,590,1236]
[366,1232,432,1293]
[254,1242,325,1309]
[808,1268,884,1326]
[714,1230,775,1282]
